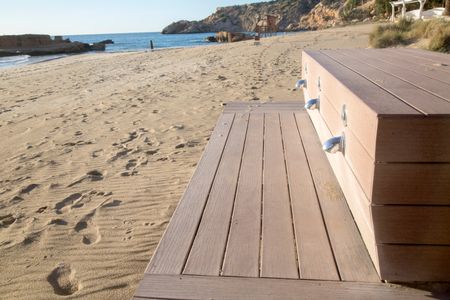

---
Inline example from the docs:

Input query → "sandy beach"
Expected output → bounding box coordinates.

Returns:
[0,23,373,299]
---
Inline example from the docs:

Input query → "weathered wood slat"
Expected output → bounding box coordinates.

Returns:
[184,113,249,276]
[146,113,235,274]
[384,48,450,74]
[373,163,450,205]
[135,274,432,300]
[261,113,299,279]
[295,111,379,282]
[346,49,450,99]
[372,206,450,244]
[378,245,450,282]
[318,92,450,204]
[397,48,450,66]
[303,50,421,116]
[321,50,450,114]
[280,112,340,281]
[304,50,450,163]
[222,113,264,278]
[355,49,450,85]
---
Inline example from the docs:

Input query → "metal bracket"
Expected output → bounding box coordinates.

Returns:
[295,79,307,90]
[323,133,345,154]
[305,97,319,110]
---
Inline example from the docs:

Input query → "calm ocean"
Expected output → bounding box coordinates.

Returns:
[0,32,217,68]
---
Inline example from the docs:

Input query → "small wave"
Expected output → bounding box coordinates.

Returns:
[0,55,31,65]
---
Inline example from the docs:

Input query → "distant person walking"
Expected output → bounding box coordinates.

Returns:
[150,40,154,51]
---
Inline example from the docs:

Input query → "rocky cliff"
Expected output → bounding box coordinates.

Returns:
[162,0,319,34]
[162,0,380,34]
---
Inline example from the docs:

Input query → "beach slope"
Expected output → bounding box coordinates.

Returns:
[0,24,373,299]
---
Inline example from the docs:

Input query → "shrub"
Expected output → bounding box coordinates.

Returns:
[369,18,450,52]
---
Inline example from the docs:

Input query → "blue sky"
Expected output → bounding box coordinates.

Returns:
[0,0,266,35]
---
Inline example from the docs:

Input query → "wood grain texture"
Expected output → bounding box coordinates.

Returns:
[321,50,450,114]
[378,245,450,282]
[394,48,450,70]
[372,206,450,244]
[295,111,379,282]
[301,90,377,268]
[222,113,264,278]
[303,50,421,116]
[146,113,235,274]
[372,163,450,205]
[375,117,450,162]
[345,49,450,100]
[303,50,450,163]
[317,92,450,204]
[384,48,450,74]
[356,49,450,85]
[280,112,340,281]
[135,274,432,300]
[184,113,249,276]
[261,113,299,279]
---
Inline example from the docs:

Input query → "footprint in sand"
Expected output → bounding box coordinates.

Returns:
[0,214,16,228]
[67,170,104,187]
[47,263,81,296]
[74,212,101,245]
[55,193,83,214]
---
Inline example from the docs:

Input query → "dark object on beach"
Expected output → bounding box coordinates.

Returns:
[0,34,107,57]
[98,39,114,45]
[206,36,217,42]
[90,43,106,51]
[215,32,253,43]
[150,40,154,50]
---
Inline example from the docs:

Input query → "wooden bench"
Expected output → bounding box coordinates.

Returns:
[134,102,433,299]
[301,48,450,283]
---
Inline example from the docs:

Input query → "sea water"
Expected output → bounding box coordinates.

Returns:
[0,32,216,68]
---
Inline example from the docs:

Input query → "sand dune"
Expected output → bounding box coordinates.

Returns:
[0,24,373,299]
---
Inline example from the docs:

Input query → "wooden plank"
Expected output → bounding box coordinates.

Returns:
[384,48,450,74]
[261,113,299,279]
[184,113,249,276]
[355,49,450,84]
[353,49,450,87]
[317,92,450,204]
[378,244,450,282]
[397,48,450,66]
[341,49,450,102]
[135,274,433,300]
[280,112,340,281]
[222,113,263,278]
[375,116,450,162]
[303,50,421,116]
[372,206,450,244]
[317,93,375,200]
[295,110,379,282]
[400,47,450,61]
[304,50,450,163]
[321,50,450,115]
[372,163,450,205]
[146,113,235,274]
[302,90,379,274]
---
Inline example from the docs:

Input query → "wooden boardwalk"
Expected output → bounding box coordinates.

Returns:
[135,103,433,299]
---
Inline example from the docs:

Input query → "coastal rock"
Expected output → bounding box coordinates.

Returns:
[0,34,107,57]
[99,39,114,45]
[161,0,320,34]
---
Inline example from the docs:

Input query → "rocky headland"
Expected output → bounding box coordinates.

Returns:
[0,34,109,57]
[162,0,379,34]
